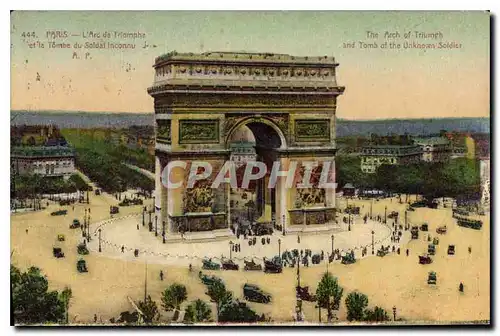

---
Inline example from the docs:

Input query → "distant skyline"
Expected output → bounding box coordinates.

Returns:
[11,11,490,120]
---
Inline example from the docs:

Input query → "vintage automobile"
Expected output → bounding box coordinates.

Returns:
[296,285,317,302]
[202,258,221,270]
[244,259,262,271]
[447,245,455,255]
[411,226,419,239]
[94,189,101,195]
[59,199,73,206]
[388,211,399,219]
[433,237,440,245]
[252,224,273,236]
[377,246,389,257]
[436,226,447,234]
[70,219,81,229]
[53,247,65,258]
[420,223,429,231]
[263,258,283,273]
[311,254,321,265]
[77,259,88,273]
[221,259,239,271]
[51,209,68,216]
[57,234,65,242]
[341,251,356,265]
[77,243,89,255]
[243,284,271,304]
[198,272,223,286]
[427,244,436,255]
[419,255,432,264]
[410,200,427,208]
[427,271,437,285]
[110,206,119,215]
[119,198,144,207]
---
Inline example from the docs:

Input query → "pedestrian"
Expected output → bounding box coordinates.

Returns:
[297,235,301,244]
[392,246,395,253]
[397,247,400,255]
[468,246,472,254]
[137,224,139,230]
[72,205,75,211]
[121,245,125,253]
[160,270,164,281]
[25,228,28,234]
[406,248,409,256]
[459,282,464,292]
[94,314,97,323]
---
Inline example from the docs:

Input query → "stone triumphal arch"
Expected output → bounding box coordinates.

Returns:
[147,51,345,238]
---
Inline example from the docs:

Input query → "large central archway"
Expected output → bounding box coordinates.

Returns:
[148,51,345,238]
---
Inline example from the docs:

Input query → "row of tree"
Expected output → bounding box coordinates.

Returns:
[337,157,481,201]
[13,173,91,199]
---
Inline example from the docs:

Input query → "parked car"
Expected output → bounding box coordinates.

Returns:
[221,259,239,271]
[341,251,356,264]
[53,247,65,258]
[296,286,317,302]
[420,223,429,231]
[51,209,67,216]
[448,245,455,255]
[57,234,65,242]
[243,284,271,304]
[198,272,223,286]
[202,258,221,270]
[77,243,89,255]
[244,259,262,271]
[94,189,101,196]
[411,226,419,239]
[388,211,398,219]
[419,255,432,264]
[77,259,88,273]
[110,206,119,215]
[263,258,282,273]
[428,244,436,255]
[436,226,447,234]
[70,219,81,229]
[427,271,437,285]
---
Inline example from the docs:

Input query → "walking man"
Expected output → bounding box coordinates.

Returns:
[160,270,164,281]
[121,245,125,253]
[406,248,409,256]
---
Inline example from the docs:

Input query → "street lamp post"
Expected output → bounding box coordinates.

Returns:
[392,306,397,321]
[87,214,91,241]
[148,211,152,231]
[155,215,158,236]
[282,215,286,236]
[98,228,102,252]
[405,210,408,230]
[384,206,387,224]
[371,230,375,255]
[348,214,351,231]
[142,209,145,226]
[229,240,233,260]
[278,239,281,259]
[331,235,334,254]
[370,199,373,219]
[162,221,166,244]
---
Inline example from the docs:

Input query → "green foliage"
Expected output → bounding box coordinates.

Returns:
[59,287,72,324]
[206,280,232,317]
[218,300,263,323]
[67,174,92,191]
[161,283,188,320]
[345,291,369,321]
[316,272,344,320]
[183,299,212,323]
[364,306,390,322]
[11,265,66,324]
[137,295,159,324]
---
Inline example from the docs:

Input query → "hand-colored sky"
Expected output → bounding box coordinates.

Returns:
[11,11,490,120]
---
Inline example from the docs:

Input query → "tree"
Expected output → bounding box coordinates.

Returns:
[345,291,368,321]
[161,283,188,321]
[364,306,390,322]
[59,287,72,324]
[316,272,344,321]
[206,280,232,318]
[218,300,263,323]
[183,299,212,323]
[137,295,159,324]
[11,265,65,324]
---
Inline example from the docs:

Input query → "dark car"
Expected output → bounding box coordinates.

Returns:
[448,245,455,255]
[243,284,271,304]
[199,272,223,286]
[70,219,81,229]
[263,258,282,273]
[296,286,316,302]
[110,206,119,215]
[77,243,89,255]
[419,255,432,264]
[341,251,356,264]
[420,223,429,231]
[77,259,88,273]
[222,259,239,271]
[411,226,419,239]
[51,209,68,216]
[53,247,65,258]
[202,258,221,270]
[244,259,262,271]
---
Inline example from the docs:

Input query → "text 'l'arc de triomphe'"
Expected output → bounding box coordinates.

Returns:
[147,51,345,238]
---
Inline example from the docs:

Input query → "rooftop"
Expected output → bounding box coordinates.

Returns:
[154,51,338,67]
[414,137,450,145]
[11,146,75,158]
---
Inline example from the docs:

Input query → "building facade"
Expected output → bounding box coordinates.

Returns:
[360,145,421,173]
[11,146,76,179]
[414,137,451,162]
